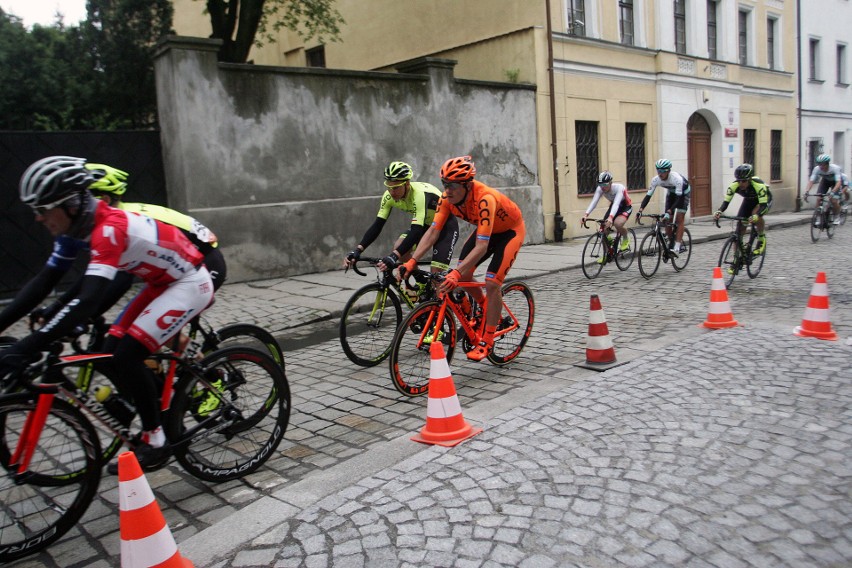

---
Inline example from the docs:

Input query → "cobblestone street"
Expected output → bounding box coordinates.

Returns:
[8,220,852,567]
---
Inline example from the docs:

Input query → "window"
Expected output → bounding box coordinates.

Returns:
[770,130,782,181]
[674,0,686,54]
[743,129,756,168]
[767,18,776,70]
[809,38,820,80]
[838,44,848,84]
[625,123,646,190]
[707,1,718,59]
[808,139,822,171]
[738,10,749,65]
[575,121,600,195]
[567,0,586,36]
[620,0,634,46]
[306,46,326,68]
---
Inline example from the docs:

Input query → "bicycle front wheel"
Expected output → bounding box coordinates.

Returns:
[581,233,605,279]
[339,283,403,367]
[825,210,836,239]
[388,301,456,397]
[671,227,692,271]
[0,394,101,563]
[718,237,740,288]
[615,229,637,271]
[488,281,534,366]
[747,238,766,279]
[169,346,290,483]
[810,210,822,242]
[637,231,661,279]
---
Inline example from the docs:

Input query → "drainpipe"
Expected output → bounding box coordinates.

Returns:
[795,0,802,212]
[546,0,567,241]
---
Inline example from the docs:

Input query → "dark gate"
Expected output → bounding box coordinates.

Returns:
[0,131,165,300]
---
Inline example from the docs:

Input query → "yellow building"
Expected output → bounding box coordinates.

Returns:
[173,0,798,241]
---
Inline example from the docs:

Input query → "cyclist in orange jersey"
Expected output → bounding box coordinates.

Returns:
[400,155,525,362]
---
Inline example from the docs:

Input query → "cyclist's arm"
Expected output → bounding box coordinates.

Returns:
[356,217,387,251]
[639,180,659,211]
[0,265,64,333]
[584,187,603,216]
[8,274,111,354]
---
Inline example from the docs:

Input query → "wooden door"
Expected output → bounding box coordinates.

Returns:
[687,114,712,216]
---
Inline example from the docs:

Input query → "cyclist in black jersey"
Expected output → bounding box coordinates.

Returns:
[713,164,773,255]
[344,161,458,284]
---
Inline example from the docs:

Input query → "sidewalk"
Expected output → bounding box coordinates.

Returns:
[206,211,813,336]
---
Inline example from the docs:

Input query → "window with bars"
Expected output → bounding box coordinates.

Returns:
[770,130,782,181]
[674,0,686,54]
[707,1,718,59]
[567,0,586,36]
[620,0,634,46]
[767,18,776,70]
[743,129,756,168]
[575,121,600,195]
[738,10,748,65]
[625,123,646,190]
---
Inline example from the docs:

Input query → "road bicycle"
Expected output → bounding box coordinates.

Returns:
[388,269,534,396]
[715,214,766,288]
[339,257,435,367]
[0,338,290,562]
[803,192,839,242]
[580,218,637,279]
[635,213,692,278]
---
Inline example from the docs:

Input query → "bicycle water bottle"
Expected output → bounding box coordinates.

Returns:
[94,385,135,427]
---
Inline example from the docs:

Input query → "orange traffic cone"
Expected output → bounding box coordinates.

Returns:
[585,294,616,365]
[411,342,482,447]
[119,452,194,568]
[701,267,739,329]
[794,272,838,341]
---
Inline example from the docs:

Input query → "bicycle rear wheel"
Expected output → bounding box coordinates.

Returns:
[637,231,661,279]
[615,229,637,271]
[581,233,605,279]
[339,283,403,367]
[215,323,285,370]
[718,237,740,288]
[810,210,822,242]
[487,281,534,366]
[0,394,101,563]
[168,346,290,482]
[388,301,456,397]
[671,228,692,271]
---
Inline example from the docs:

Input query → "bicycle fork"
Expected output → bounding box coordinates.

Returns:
[10,386,56,476]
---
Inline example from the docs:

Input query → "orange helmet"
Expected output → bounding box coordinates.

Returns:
[440,155,476,182]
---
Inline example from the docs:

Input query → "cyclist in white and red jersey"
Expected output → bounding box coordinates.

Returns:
[0,156,214,468]
[581,171,633,262]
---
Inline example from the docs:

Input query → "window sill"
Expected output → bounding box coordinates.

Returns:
[836,82,850,88]
[808,78,825,84]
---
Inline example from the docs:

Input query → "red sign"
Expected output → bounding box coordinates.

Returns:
[725,128,738,138]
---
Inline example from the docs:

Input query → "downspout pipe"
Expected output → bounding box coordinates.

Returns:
[546,0,567,241]
[795,0,802,212]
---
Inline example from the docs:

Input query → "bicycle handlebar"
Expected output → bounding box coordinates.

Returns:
[714,214,749,229]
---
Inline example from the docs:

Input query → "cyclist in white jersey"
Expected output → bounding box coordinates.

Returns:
[805,154,843,225]
[581,171,633,261]
[637,158,690,253]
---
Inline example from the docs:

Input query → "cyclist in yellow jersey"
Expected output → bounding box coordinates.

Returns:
[713,164,773,255]
[344,161,459,283]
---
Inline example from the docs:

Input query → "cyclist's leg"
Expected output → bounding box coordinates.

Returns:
[674,193,690,249]
[431,216,459,273]
[663,193,677,242]
[613,205,631,250]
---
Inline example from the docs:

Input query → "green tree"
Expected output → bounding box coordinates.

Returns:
[84,0,174,128]
[203,0,344,63]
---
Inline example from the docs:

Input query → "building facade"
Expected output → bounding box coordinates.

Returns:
[173,0,800,241]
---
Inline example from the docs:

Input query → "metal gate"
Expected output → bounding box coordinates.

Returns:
[0,131,165,300]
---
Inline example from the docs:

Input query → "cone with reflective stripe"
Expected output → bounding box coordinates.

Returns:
[794,272,838,341]
[585,294,616,365]
[411,342,482,447]
[119,452,194,568]
[701,267,739,329]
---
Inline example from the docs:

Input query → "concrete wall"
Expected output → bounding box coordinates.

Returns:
[153,37,542,283]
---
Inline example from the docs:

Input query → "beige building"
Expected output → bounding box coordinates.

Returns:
[173,0,798,241]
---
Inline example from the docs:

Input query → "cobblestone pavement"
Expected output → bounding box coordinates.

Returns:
[6,219,852,567]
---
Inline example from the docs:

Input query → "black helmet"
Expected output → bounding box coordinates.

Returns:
[734,163,753,181]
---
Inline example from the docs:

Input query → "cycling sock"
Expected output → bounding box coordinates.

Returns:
[145,426,166,448]
[483,324,497,346]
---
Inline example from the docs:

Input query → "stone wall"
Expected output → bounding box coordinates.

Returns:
[153,37,543,282]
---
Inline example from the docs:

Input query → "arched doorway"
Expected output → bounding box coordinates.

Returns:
[687,113,712,216]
